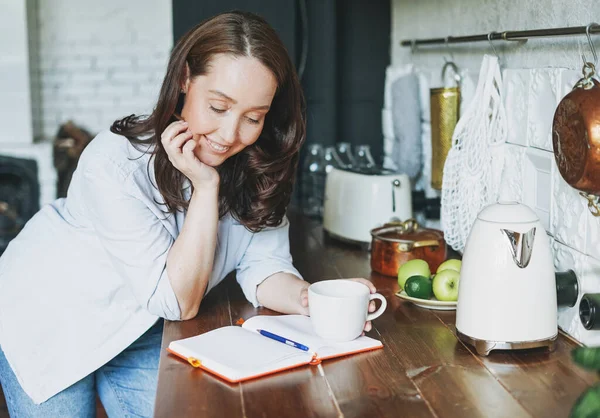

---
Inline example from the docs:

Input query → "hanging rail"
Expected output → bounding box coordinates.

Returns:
[400,25,600,47]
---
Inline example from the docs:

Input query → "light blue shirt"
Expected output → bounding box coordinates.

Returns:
[0,130,302,404]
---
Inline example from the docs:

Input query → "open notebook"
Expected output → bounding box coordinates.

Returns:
[167,314,383,383]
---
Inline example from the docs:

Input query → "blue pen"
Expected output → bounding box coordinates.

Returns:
[257,329,309,351]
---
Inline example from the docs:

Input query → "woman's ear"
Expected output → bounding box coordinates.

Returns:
[181,62,191,94]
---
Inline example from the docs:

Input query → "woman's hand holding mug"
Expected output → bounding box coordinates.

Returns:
[300,278,386,340]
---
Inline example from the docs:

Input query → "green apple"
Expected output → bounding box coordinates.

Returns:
[397,259,431,290]
[432,269,460,301]
[436,259,462,274]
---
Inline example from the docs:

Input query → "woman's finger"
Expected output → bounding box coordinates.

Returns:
[300,287,309,307]
[167,130,193,153]
[348,278,377,293]
[161,120,188,145]
[182,137,197,155]
[363,321,372,332]
[368,300,376,312]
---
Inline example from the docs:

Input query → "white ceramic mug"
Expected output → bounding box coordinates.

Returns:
[308,280,387,342]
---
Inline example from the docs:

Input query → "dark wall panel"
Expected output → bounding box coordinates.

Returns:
[302,0,337,147]
[337,100,383,157]
[337,0,390,162]
[172,0,297,66]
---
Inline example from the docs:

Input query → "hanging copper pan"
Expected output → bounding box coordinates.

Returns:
[552,63,600,216]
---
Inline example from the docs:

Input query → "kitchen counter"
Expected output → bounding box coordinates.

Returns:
[154,209,597,418]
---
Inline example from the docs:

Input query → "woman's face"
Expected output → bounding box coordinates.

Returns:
[180,53,277,167]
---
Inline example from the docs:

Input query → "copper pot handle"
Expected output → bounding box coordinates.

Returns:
[385,218,419,232]
[412,239,441,248]
[381,219,442,251]
[580,192,600,217]
[397,239,440,252]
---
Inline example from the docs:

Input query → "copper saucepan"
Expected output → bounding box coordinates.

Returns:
[553,63,600,215]
[370,219,447,277]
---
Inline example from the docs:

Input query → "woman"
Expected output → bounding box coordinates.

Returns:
[0,11,376,417]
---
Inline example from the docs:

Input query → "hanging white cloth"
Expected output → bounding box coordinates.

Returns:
[440,55,508,252]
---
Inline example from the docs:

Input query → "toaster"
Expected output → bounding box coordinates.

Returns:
[323,167,412,244]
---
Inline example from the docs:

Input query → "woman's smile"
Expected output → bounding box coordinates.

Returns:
[204,136,230,154]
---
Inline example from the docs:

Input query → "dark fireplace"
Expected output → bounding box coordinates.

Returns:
[0,155,40,255]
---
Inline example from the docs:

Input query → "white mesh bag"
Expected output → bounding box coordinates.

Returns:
[441,55,508,252]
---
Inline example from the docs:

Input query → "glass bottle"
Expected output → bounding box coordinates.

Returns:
[335,142,356,169]
[323,146,345,174]
[354,145,376,170]
[301,144,325,218]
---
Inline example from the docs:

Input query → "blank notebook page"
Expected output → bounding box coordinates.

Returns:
[242,315,382,359]
[168,326,313,381]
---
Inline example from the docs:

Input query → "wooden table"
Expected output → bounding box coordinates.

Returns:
[154,210,598,418]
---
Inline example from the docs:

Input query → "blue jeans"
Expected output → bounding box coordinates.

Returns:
[0,320,163,418]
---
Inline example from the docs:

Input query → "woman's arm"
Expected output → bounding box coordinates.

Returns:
[256,272,309,315]
[162,119,221,320]
[166,185,219,320]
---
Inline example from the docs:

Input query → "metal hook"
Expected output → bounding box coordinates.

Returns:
[488,32,499,58]
[441,61,461,86]
[582,23,598,66]
[444,37,455,62]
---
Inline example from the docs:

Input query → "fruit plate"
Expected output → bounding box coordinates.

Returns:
[395,291,457,311]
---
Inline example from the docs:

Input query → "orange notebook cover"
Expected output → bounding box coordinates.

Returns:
[167,314,383,383]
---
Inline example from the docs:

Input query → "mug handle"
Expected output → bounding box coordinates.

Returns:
[366,293,387,321]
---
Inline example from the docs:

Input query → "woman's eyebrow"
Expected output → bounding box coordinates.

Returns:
[209,89,270,110]
[209,89,236,103]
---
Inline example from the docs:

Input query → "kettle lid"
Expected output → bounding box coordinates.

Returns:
[477,201,539,224]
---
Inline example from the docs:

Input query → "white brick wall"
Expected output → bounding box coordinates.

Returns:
[0,0,172,206]
[0,0,34,145]
[37,0,173,139]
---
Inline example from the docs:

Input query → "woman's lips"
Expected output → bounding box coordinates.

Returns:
[204,137,230,154]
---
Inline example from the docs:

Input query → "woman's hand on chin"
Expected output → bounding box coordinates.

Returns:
[161,120,219,189]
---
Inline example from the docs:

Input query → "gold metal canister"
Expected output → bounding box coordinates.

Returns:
[430,86,460,190]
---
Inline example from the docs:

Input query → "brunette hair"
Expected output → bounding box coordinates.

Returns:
[111,11,305,231]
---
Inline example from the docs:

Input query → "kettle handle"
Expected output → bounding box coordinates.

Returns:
[501,227,536,269]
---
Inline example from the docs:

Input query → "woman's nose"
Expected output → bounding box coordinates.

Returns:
[219,116,240,145]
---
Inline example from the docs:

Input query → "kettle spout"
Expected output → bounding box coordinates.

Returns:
[501,227,536,269]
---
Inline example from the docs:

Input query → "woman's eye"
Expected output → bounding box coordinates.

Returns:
[210,105,226,114]
[246,116,260,125]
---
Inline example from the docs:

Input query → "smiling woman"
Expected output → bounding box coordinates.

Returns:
[179,54,277,168]
[0,10,373,418]
[112,12,305,231]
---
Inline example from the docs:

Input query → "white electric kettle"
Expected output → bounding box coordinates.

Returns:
[456,201,557,356]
